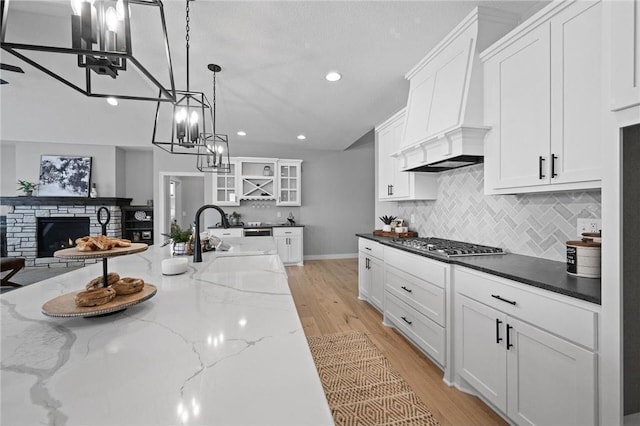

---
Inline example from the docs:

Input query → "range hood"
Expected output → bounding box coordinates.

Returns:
[391,7,518,172]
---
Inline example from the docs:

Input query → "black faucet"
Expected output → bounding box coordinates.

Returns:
[193,204,229,262]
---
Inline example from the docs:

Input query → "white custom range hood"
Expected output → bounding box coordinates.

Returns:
[392,7,518,173]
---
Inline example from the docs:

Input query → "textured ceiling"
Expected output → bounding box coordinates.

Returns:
[0,0,547,151]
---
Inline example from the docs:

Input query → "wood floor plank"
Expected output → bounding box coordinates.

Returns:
[287,259,506,426]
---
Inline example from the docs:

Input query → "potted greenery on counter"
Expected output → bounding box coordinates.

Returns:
[162,223,192,255]
[379,215,397,232]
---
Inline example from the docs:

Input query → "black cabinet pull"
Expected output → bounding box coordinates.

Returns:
[539,156,545,179]
[491,294,516,306]
[365,258,369,269]
[496,319,503,344]
[390,184,394,195]
[401,316,412,325]
[387,185,391,196]
[400,286,412,293]
[506,324,513,349]
[365,247,372,251]
[551,154,558,178]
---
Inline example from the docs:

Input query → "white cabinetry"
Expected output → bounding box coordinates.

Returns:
[611,0,640,111]
[239,157,278,201]
[377,109,438,202]
[212,159,240,206]
[455,266,598,425]
[273,227,303,266]
[383,247,448,367]
[277,160,302,206]
[357,238,384,311]
[208,227,243,238]
[482,1,603,194]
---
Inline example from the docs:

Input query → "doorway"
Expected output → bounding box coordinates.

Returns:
[158,172,205,240]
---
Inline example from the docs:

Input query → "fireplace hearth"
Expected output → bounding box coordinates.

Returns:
[37,217,90,258]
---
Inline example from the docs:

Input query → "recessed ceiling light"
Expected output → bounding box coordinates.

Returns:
[325,71,341,82]
[237,131,247,136]
[106,97,118,106]
[297,134,306,140]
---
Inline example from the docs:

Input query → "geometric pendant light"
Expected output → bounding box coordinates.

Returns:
[152,0,211,155]
[197,64,231,173]
[0,0,176,103]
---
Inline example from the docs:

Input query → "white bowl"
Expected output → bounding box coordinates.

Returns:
[162,258,188,275]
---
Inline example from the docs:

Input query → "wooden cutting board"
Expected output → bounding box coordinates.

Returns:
[373,230,417,238]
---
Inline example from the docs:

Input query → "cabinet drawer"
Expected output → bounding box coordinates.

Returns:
[384,247,447,288]
[385,265,445,327]
[273,227,303,237]
[208,228,244,238]
[358,238,383,259]
[455,267,597,350]
[385,292,445,365]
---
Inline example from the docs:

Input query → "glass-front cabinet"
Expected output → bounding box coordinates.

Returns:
[277,160,302,206]
[212,160,240,206]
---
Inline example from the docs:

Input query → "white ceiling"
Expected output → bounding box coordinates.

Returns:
[0,0,547,151]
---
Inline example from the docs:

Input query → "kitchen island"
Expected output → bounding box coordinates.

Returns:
[1,237,333,425]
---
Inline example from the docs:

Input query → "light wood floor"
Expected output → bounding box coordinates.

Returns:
[286,259,506,426]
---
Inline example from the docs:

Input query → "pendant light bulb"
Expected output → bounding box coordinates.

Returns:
[176,108,187,122]
[70,0,83,15]
[190,111,198,125]
[116,0,125,21]
[105,7,118,31]
[217,145,223,154]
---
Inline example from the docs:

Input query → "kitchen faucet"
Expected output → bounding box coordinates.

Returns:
[193,204,229,262]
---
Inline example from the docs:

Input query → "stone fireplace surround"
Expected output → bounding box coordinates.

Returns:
[1,197,132,267]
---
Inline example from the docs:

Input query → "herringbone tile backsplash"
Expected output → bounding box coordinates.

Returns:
[396,164,601,262]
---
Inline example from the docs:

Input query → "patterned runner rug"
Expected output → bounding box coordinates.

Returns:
[307,331,440,426]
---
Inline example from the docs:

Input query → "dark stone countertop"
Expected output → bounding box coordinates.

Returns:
[356,233,601,305]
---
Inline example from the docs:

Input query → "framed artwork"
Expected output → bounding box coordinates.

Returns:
[38,155,92,197]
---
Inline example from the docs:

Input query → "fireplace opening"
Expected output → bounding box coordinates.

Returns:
[37,217,90,257]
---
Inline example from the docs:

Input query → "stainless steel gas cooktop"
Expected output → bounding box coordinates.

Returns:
[389,237,505,257]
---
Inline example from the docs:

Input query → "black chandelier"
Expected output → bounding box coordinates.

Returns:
[0,0,176,102]
[152,0,211,155]
[196,64,231,174]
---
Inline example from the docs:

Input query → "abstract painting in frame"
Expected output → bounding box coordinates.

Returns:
[38,155,92,197]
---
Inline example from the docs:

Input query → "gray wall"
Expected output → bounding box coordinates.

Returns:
[124,150,154,206]
[154,132,375,258]
[623,123,640,415]
[176,176,205,231]
[115,147,126,198]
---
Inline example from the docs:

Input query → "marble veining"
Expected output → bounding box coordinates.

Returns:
[1,237,333,425]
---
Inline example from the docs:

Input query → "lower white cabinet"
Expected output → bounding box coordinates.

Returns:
[208,228,244,238]
[273,227,303,266]
[358,238,384,311]
[383,248,448,367]
[455,267,598,425]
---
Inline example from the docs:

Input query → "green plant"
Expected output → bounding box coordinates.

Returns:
[17,180,38,193]
[162,223,192,243]
[379,215,397,225]
[230,211,241,218]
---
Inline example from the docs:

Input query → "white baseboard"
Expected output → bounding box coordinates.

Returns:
[303,253,358,261]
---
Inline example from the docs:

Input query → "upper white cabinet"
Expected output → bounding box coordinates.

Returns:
[482,1,603,194]
[610,0,640,112]
[376,109,438,202]
[277,160,302,206]
[393,7,519,171]
[211,157,303,207]
[212,159,240,206]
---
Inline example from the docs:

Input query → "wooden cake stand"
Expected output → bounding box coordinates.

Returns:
[42,207,157,318]
[43,242,156,318]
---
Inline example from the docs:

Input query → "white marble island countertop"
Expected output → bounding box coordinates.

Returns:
[1,237,333,425]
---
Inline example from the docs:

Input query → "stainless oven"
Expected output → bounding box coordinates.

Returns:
[243,228,272,237]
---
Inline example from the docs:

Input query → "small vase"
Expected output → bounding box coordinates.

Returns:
[173,242,187,256]
[25,190,33,197]
[382,224,392,232]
